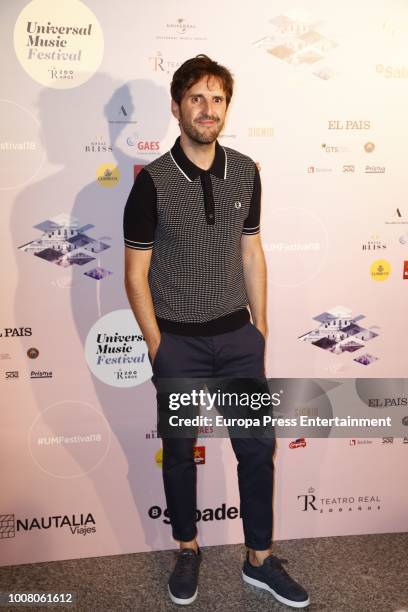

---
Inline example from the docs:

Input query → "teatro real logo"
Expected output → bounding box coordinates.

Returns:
[149,50,181,74]
[297,487,381,514]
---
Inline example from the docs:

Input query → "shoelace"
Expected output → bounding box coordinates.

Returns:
[264,555,291,577]
[173,550,198,578]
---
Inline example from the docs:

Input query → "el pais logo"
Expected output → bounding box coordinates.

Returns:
[0,327,32,338]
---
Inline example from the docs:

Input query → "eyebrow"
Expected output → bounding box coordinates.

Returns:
[188,93,225,99]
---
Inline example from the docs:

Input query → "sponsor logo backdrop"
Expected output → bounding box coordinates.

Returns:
[1,0,407,566]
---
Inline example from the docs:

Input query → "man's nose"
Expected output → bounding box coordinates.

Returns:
[201,98,213,115]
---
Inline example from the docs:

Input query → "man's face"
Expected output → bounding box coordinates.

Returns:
[172,75,227,145]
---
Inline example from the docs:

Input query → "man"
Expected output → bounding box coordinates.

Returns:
[124,55,309,608]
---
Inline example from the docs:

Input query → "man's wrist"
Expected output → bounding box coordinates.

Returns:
[253,321,268,338]
[148,335,161,353]
[253,318,267,329]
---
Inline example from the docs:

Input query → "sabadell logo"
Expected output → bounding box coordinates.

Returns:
[148,503,242,523]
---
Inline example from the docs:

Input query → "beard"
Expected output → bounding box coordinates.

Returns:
[179,111,224,145]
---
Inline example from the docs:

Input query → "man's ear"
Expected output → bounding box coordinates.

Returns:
[171,99,180,121]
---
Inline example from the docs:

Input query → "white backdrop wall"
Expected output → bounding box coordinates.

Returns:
[1,0,408,566]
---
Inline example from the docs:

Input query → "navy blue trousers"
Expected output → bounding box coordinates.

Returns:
[149,321,275,550]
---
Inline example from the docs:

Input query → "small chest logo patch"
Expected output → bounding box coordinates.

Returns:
[234,201,242,209]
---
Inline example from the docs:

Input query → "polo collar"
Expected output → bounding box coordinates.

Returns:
[170,136,227,181]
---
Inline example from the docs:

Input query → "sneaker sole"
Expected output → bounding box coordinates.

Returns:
[242,571,310,608]
[168,584,198,606]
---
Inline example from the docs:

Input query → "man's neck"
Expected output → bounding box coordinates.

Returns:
[179,133,216,171]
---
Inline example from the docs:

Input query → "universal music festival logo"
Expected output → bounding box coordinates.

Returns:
[14,0,104,88]
[27,21,91,82]
[90,317,147,384]
[85,310,152,387]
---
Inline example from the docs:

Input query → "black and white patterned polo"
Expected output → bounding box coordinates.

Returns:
[123,137,261,336]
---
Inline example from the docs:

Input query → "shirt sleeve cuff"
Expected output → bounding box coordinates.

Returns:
[124,238,154,250]
[242,225,260,235]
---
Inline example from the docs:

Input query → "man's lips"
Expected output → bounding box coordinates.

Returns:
[196,119,217,125]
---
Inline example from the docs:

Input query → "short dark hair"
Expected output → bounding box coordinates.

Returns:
[171,54,234,106]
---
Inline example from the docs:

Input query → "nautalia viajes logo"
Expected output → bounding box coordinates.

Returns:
[0,512,96,539]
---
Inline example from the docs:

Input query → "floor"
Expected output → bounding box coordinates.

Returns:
[0,533,407,611]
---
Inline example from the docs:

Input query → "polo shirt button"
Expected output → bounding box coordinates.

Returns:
[209,213,214,219]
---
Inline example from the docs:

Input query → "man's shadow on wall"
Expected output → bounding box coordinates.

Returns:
[70,76,170,551]
[11,72,207,553]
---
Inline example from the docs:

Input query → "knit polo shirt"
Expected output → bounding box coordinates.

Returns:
[123,137,261,336]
